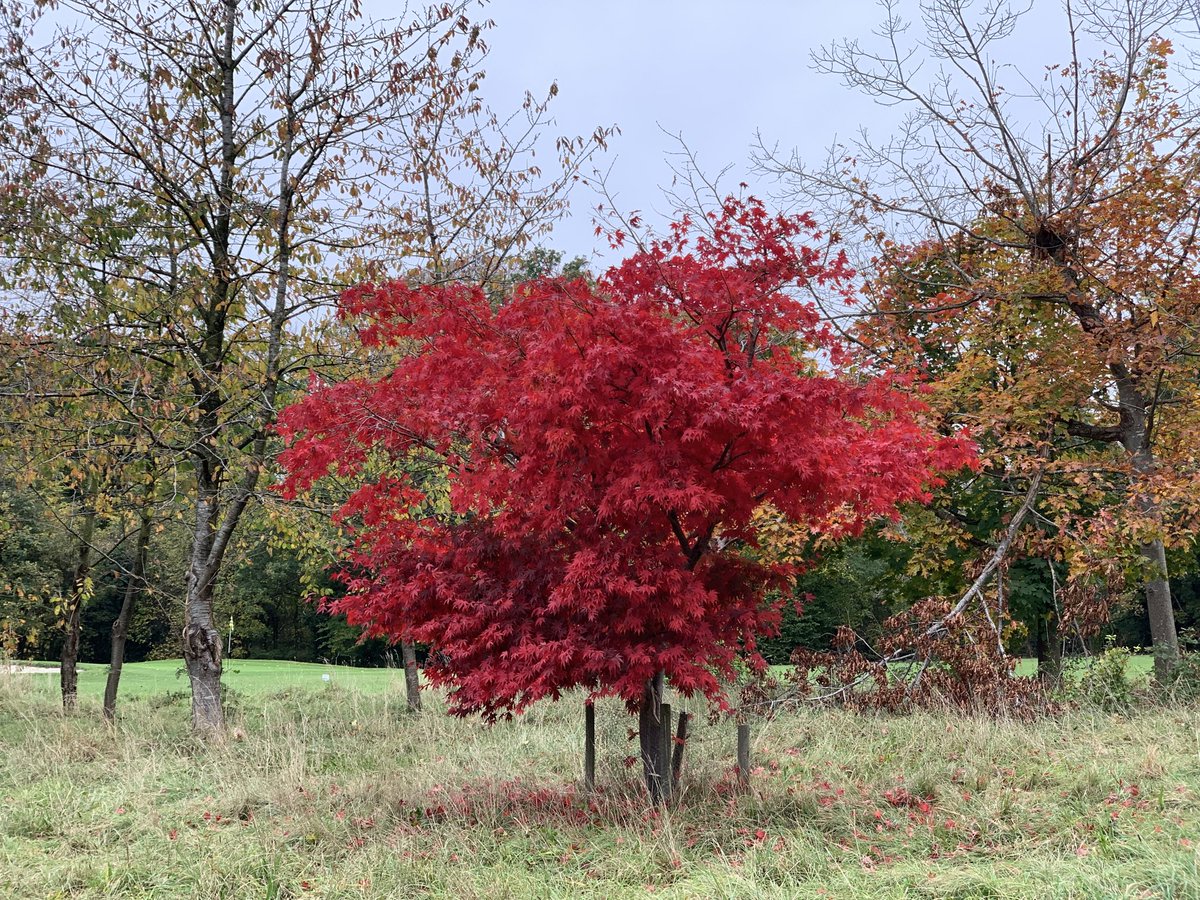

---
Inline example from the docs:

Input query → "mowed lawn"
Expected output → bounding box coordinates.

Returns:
[21,652,1157,699]
[18,658,411,698]
[1,659,1198,899]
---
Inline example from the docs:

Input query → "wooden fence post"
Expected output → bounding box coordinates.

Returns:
[736,721,750,786]
[671,711,689,790]
[584,701,596,790]
[659,702,673,802]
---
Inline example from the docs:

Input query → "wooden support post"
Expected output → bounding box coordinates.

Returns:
[659,702,673,802]
[400,640,422,713]
[737,721,750,786]
[671,711,689,790]
[584,700,596,790]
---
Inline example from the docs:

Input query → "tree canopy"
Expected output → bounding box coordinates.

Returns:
[277,198,973,741]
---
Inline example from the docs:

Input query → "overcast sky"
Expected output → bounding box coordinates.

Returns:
[466,0,1076,266]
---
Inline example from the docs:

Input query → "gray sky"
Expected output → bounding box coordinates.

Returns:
[472,0,1073,266]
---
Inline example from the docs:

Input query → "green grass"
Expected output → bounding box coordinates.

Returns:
[1,661,1198,899]
[769,654,1156,681]
[1023,654,1156,679]
[13,658,411,698]
[20,654,1154,699]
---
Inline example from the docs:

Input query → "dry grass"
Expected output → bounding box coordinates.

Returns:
[1,666,1198,898]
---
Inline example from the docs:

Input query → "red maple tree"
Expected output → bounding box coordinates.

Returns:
[277,197,972,796]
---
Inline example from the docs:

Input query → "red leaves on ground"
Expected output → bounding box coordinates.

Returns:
[277,197,973,719]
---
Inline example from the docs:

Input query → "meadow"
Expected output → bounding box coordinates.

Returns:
[1,661,1198,899]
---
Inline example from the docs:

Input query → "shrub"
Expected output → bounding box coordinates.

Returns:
[1065,640,1137,712]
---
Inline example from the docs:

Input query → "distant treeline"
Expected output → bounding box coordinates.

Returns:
[5,479,1196,668]
[0,481,393,667]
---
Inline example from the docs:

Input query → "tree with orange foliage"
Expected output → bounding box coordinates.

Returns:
[763,0,1200,679]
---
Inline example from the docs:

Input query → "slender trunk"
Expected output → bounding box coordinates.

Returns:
[658,702,673,803]
[638,671,666,803]
[180,0,238,738]
[401,639,421,712]
[60,598,82,713]
[60,505,97,713]
[184,488,223,735]
[1123,418,1179,681]
[104,513,150,722]
[1142,539,1179,681]
[187,1,300,726]
[639,512,710,802]
[183,597,223,734]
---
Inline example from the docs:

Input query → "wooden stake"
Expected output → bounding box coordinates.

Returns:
[671,711,689,789]
[659,702,673,802]
[737,721,750,786]
[584,700,596,790]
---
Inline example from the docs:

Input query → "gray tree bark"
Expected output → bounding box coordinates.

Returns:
[183,490,225,735]
[1119,388,1179,682]
[584,701,596,789]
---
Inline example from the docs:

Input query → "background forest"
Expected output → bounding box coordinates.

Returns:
[5,485,1199,668]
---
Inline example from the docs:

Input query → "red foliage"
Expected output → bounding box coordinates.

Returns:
[277,197,973,719]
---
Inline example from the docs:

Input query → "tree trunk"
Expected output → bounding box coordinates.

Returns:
[184,490,224,735]
[1124,426,1179,681]
[1061,289,1181,681]
[60,505,97,713]
[176,0,292,736]
[60,597,82,713]
[183,614,223,735]
[659,702,673,803]
[104,513,150,723]
[401,639,421,712]
[1036,612,1062,687]
[638,671,666,803]
[1143,539,1179,682]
